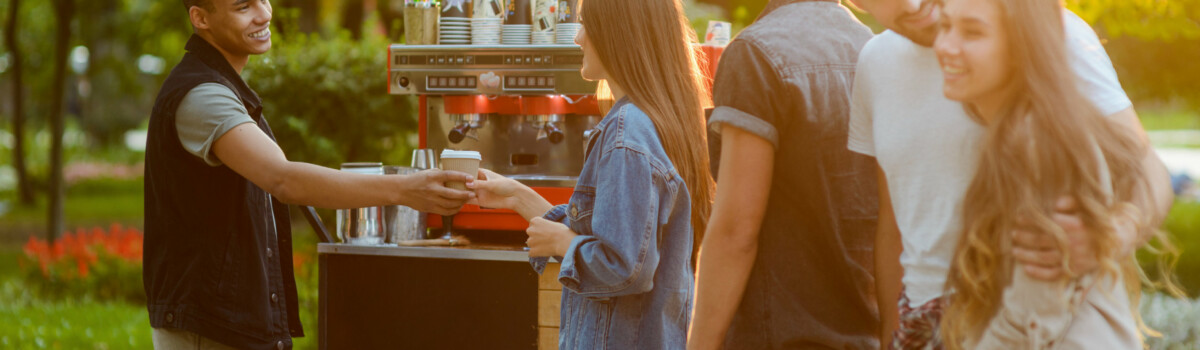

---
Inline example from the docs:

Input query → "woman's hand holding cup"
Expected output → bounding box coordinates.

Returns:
[467,168,525,210]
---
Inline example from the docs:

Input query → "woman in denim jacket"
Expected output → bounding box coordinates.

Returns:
[469,0,714,348]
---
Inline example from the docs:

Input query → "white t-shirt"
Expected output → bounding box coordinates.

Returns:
[847,11,1131,308]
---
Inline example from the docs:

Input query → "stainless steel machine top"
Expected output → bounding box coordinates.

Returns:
[388,44,597,95]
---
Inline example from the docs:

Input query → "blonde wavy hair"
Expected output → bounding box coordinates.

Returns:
[579,0,714,260]
[938,0,1180,347]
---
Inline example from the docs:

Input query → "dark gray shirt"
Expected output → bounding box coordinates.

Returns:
[707,1,880,348]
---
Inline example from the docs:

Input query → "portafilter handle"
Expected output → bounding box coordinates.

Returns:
[544,123,565,144]
[448,124,473,144]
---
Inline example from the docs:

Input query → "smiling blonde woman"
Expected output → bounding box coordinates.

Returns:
[931,0,1179,348]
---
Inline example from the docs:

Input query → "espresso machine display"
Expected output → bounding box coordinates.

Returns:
[389,44,601,232]
[388,44,594,95]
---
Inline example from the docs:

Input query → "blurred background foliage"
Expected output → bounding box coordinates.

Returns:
[244,12,417,168]
[0,0,1197,348]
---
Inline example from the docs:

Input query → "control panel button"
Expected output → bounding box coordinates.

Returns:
[504,56,514,64]
[436,56,447,64]
[455,56,465,64]
[465,56,475,64]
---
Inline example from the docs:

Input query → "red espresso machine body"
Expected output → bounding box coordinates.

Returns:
[388,44,601,232]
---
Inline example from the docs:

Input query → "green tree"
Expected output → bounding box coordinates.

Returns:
[1068,0,1200,41]
[47,0,74,241]
[5,0,34,206]
[243,27,417,169]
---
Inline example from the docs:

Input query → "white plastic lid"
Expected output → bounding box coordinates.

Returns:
[440,150,482,160]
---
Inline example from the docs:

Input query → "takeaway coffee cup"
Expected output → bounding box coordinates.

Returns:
[473,0,505,19]
[556,0,579,23]
[441,0,471,18]
[533,0,555,32]
[440,150,482,190]
[505,0,531,25]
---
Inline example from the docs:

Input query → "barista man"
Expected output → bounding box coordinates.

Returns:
[143,1,475,349]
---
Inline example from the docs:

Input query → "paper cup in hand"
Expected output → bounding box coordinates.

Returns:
[440,150,482,191]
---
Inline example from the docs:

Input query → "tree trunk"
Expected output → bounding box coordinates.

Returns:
[6,0,34,206]
[377,0,399,39]
[288,0,319,34]
[276,0,319,35]
[340,0,364,39]
[47,0,73,242]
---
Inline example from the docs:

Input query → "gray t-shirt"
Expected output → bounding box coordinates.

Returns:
[176,83,257,166]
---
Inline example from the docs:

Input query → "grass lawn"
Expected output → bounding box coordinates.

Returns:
[1140,106,1200,131]
[0,246,152,349]
[0,280,152,349]
[0,231,321,350]
[0,194,143,228]
[0,178,144,245]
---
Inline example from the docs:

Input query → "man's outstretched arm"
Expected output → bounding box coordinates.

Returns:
[213,123,475,215]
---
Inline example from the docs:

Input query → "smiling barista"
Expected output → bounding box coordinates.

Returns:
[143,1,477,349]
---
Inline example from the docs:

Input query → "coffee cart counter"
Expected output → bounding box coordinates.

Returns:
[317,243,560,350]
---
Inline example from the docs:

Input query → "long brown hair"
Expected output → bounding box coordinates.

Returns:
[938,0,1176,346]
[579,0,714,259]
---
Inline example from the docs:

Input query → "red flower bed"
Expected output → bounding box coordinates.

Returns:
[20,223,146,303]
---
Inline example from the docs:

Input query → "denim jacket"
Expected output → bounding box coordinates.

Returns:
[532,98,694,349]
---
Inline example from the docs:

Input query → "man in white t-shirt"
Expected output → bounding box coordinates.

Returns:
[845,0,1174,348]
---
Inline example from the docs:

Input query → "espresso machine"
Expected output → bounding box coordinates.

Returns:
[316,43,724,349]
[388,44,601,233]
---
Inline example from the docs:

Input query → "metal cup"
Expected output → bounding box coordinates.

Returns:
[383,166,427,243]
[411,149,439,169]
[338,163,385,245]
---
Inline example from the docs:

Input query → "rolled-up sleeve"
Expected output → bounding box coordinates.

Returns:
[557,147,662,298]
[175,83,257,166]
[708,39,790,148]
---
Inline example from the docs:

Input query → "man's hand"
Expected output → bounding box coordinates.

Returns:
[1012,196,1137,280]
[399,169,475,215]
[526,217,576,257]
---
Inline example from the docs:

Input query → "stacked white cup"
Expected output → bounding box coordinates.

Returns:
[555,23,581,45]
